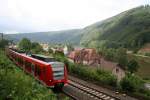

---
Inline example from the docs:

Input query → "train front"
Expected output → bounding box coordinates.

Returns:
[49,61,68,88]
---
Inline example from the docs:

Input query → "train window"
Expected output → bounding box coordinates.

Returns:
[31,63,35,72]
[25,61,31,69]
[14,55,17,61]
[18,57,20,63]
[35,66,41,76]
[21,59,24,65]
[16,57,18,62]
[18,57,23,65]
[34,65,37,76]
[16,56,18,62]
[43,67,46,74]
[18,57,21,63]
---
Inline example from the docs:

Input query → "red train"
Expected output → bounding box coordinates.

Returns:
[6,48,68,88]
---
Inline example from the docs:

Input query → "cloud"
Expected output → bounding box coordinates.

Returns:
[0,0,149,33]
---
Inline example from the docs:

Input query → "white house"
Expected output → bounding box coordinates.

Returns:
[63,45,68,55]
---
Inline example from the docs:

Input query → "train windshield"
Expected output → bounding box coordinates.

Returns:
[51,62,64,80]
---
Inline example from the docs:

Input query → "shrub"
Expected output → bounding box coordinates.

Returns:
[145,53,150,57]
[96,69,117,86]
[67,61,117,87]
[120,74,144,92]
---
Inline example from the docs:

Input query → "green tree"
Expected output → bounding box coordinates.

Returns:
[66,43,74,51]
[116,48,128,69]
[18,38,31,51]
[127,59,139,73]
[48,48,53,54]
[104,48,116,61]
[31,42,43,53]
[0,39,9,49]
[31,42,39,48]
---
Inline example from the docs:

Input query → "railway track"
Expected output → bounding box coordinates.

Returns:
[63,79,121,100]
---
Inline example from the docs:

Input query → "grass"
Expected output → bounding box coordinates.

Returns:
[128,54,150,80]
[0,50,57,100]
[1,68,57,100]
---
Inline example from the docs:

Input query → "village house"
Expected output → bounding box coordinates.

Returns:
[68,48,125,81]
[50,46,64,54]
[68,48,100,65]
[63,45,68,55]
[40,43,49,51]
[49,45,70,55]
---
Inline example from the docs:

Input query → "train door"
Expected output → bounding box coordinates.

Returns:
[25,60,31,73]
[23,59,25,72]
[42,67,47,83]
[39,66,44,81]
[35,65,41,80]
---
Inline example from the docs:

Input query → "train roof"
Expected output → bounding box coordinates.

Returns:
[9,49,59,65]
[31,54,53,58]
[30,54,57,63]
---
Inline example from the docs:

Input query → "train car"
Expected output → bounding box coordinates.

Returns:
[6,48,68,88]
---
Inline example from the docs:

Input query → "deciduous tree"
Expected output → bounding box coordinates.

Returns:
[18,38,31,51]
[127,59,139,73]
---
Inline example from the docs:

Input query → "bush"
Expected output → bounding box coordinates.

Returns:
[67,61,117,87]
[145,53,150,57]
[120,74,144,92]
[0,69,56,100]
[96,69,117,86]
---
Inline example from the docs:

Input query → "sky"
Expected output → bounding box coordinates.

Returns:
[0,0,149,33]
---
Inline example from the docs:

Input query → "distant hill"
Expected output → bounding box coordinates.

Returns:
[5,5,150,49]
[5,29,82,44]
[80,5,150,49]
